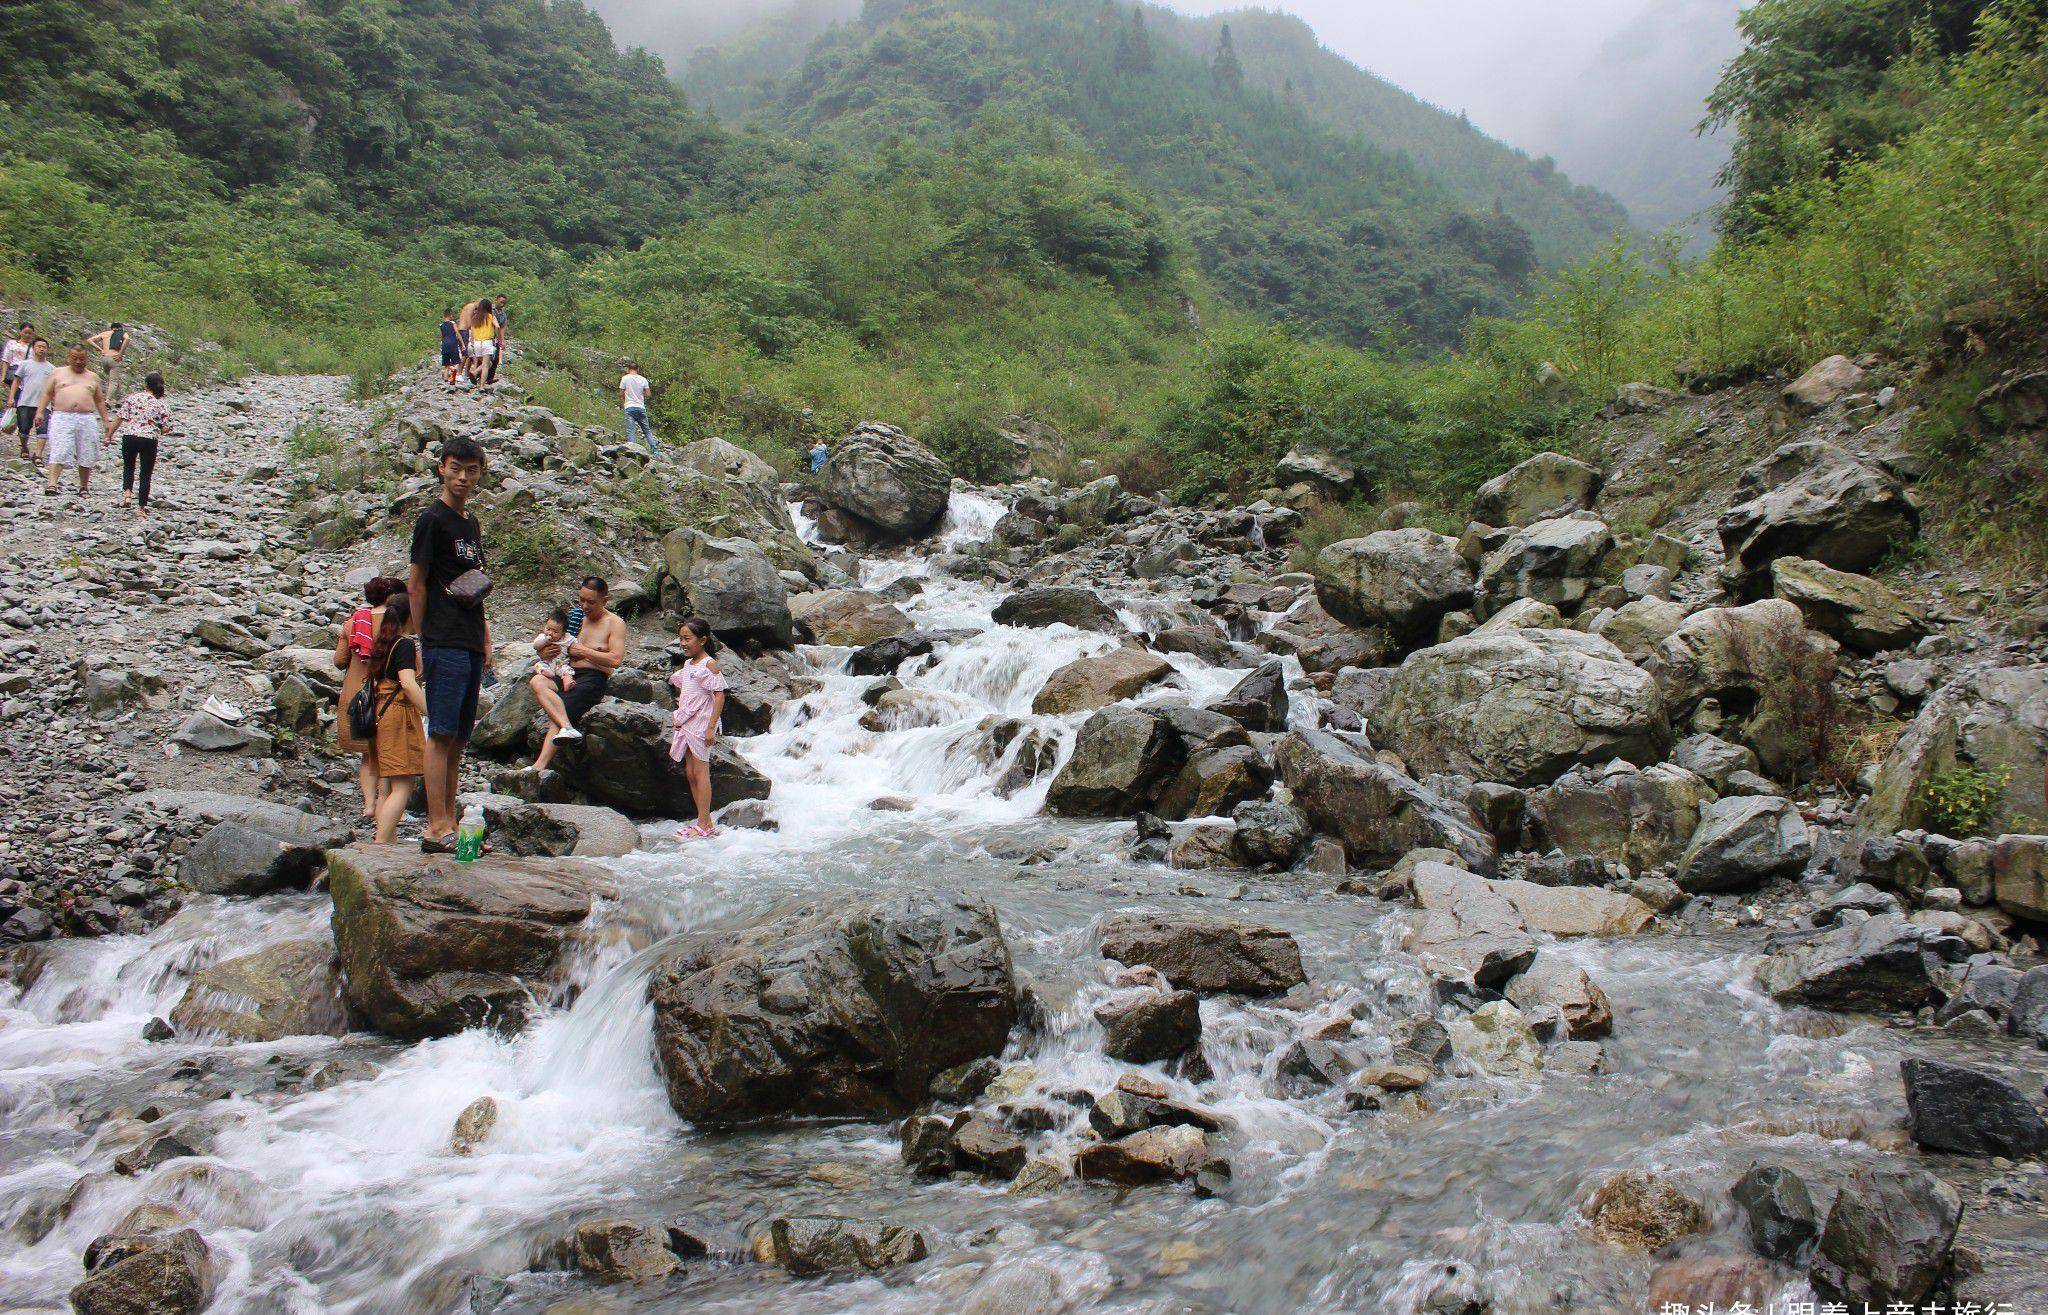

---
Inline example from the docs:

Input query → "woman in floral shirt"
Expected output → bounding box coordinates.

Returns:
[108,372,171,520]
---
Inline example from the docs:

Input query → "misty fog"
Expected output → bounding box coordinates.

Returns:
[587,0,1746,239]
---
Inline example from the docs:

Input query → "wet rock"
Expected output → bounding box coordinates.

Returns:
[1097,911,1304,996]
[754,1215,929,1275]
[1644,1254,1775,1313]
[450,1096,498,1155]
[178,821,330,897]
[846,631,937,676]
[1032,645,1173,715]
[1401,863,1539,988]
[534,1217,688,1283]
[1073,1123,1223,1187]
[948,1110,1028,1179]
[1900,1057,2048,1157]
[791,588,915,647]
[1675,796,1814,893]
[1846,665,2048,869]
[1273,730,1496,872]
[1474,516,1611,617]
[1756,914,1943,1012]
[1152,624,1239,665]
[1099,989,1202,1064]
[1649,599,1838,779]
[113,1131,203,1177]
[70,1225,216,1315]
[648,893,1016,1124]
[992,586,1123,633]
[1583,1169,1710,1252]
[1472,451,1603,527]
[1213,660,1288,733]
[481,797,639,859]
[1771,557,1926,653]
[1311,530,1473,642]
[1230,800,1310,869]
[327,846,600,1040]
[1505,958,1613,1039]
[818,422,951,539]
[551,699,770,819]
[168,939,347,1043]
[1446,1000,1543,1078]
[1089,1074,1225,1137]
[1810,1164,1962,1308]
[1045,709,1183,817]
[1523,763,1714,872]
[1153,745,1272,821]
[1732,1161,1827,1265]
[1587,597,1686,658]
[656,528,795,647]
[1377,629,1667,787]
[1717,440,1917,598]
[928,1056,1001,1103]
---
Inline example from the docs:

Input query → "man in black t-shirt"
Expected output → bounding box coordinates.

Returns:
[409,435,492,852]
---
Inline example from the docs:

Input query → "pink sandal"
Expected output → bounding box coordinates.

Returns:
[674,821,716,840]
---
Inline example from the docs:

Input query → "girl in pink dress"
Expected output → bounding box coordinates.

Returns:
[668,617,729,838]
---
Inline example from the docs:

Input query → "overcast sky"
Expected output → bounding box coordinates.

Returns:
[1158,0,1670,151]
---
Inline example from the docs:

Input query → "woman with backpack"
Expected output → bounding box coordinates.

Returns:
[334,576,402,818]
[358,592,428,844]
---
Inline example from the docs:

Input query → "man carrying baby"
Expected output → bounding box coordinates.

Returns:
[528,576,626,773]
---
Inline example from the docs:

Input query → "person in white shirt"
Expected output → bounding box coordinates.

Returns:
[620,364,656,452]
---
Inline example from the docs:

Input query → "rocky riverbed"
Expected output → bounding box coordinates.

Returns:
[3,341,2047,1314]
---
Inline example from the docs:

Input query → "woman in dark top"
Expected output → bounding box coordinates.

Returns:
[368,593,429,844]
[440,310,462,387]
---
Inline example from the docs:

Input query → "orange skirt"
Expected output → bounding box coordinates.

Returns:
[369,681,425,779]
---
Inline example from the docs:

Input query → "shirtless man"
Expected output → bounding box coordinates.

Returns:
[36,346,110,495]
[529,576,626,773]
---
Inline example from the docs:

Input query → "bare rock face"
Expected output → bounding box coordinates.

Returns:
[1311,530,1474,642]
[790,588,915,647]
[1845,664,2048,872]
[327,846,602,1040]
[1273,730,1497,872]
[657,528,794,647]
[1097,911,1305,996]
[1647,599,1838,781]
[1376,628,1668,787]
[648,894,1017,1125]
[1472,451,1604,527]
[818,422,951,539]
[1717,440,1917,598]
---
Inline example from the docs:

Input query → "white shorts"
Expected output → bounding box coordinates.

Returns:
[469,341,497,359]
[46,412,101,468]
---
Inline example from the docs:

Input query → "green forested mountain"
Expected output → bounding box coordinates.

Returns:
[1134,6,1633,266]
[715,0,1630,348]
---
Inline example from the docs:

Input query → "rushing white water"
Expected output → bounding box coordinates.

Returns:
[0,485,2020,1313]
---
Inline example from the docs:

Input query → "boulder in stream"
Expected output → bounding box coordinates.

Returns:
[71,1225,217,1315]
[817,422,951,540]
[549,699,770,820]
[1097,911,1304,997]
[753,1216,930,1275]
[178,821,332,897]
[1810,1164,1962,1308]
[168,938,348,1043]
[992,586,1124,633]
[648,893,1017,1124]
[1272,730,1496,872]
[327,846,602,1039]
[1032,645,1173,715]
[1900,1056,2048,1157]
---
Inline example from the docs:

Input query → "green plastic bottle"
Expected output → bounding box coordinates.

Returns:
[455,802,486,863]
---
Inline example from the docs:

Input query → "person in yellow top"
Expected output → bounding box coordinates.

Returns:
[463,298,498,386]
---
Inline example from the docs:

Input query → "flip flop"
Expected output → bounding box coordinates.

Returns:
[419,835,456,855]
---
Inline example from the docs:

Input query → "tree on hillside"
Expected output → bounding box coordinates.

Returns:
[1116,9,1154,76]
[1212,23,1243,93]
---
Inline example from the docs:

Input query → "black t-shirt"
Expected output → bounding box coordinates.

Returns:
[410,499,487,652]
[383,636,420,680]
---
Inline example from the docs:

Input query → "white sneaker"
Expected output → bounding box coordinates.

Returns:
[552,727,584,743]
[201,696,245,724]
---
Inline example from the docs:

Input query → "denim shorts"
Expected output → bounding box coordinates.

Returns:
[422,645,484,741]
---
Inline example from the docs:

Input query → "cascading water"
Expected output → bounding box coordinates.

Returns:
[0,488,2023,1313]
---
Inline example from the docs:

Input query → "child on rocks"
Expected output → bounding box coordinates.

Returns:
[668,617,728,839]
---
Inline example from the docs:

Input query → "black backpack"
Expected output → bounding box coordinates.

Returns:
[347,641,405,740]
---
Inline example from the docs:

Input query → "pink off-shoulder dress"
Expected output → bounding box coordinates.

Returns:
[669,658,728,763]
